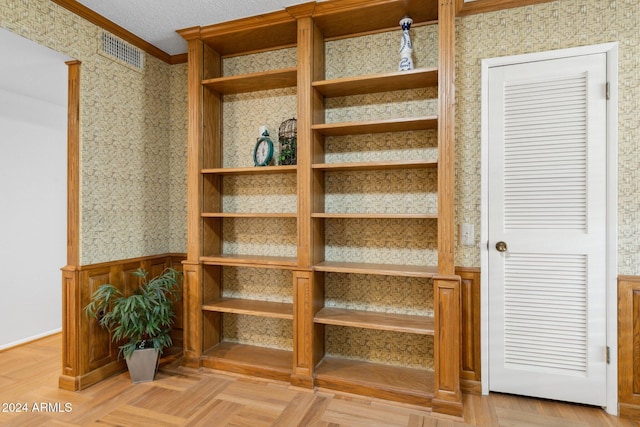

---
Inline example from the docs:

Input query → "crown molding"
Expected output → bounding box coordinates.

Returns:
[457,0,556,16]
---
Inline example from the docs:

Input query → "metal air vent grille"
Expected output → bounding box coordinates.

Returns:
[100,31,144,70]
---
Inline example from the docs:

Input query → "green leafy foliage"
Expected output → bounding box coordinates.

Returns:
[85,268,182,359]
[278,136,296,165]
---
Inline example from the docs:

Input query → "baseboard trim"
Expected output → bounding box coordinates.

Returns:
[461,379,482,395]
[619,402,640,419]
[456,266,482,395]
[432,397,464,418]
[0,329,62,352]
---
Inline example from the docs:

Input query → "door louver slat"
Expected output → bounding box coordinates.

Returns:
[504,253,587,373]
[503,73,588,231]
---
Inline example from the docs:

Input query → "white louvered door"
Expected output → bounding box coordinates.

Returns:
[487,53,607,406]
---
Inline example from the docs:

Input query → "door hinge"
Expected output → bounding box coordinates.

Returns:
[606,346,610,364]
[606,82,610,100]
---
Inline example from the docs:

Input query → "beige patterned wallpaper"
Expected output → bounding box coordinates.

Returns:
[169,63,188,253]
[1,0,187,265]
[455,0,640,272]
[222,267,292,303]
[324,273,433,315]
[221,267,293,349]
[325,327,434,370]
[325,24,438,79]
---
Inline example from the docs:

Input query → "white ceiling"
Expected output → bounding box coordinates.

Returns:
[75,0,315,56]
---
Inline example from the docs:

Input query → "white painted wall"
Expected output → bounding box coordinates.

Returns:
[0,29,71,349]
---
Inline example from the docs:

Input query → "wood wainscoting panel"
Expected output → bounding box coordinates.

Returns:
[433,274,463,417]
[58,254,185,391]
[619,275,640,418]
[457,267,481,395]
[59,266,80,391]
[83,267,116,372]
[292,270,320,389]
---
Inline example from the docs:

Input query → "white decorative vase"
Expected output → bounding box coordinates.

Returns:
[399,16,414,71]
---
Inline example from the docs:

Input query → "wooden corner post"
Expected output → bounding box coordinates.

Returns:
[59,60,81,391]
[182,36,206,368]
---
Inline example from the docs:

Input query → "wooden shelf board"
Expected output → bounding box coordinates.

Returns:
[201,254,298,269]
[312,116,437,136]
[202,165,297,175]
[196,10,298,56]
[313,68,438,98]
[315,307,434,335]
[312,159,437,171]
[314,357,434,406]
[202,212,297,218]
[203,298,293,320]
[203,67,297,94]
[314,261,437,278]
[312,0,438,40]
[312,213,437,219]
[202,342,292,382]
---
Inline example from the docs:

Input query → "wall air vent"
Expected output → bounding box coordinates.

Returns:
[100,31,144,70]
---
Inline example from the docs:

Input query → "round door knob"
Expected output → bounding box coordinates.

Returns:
[495,241,508,252]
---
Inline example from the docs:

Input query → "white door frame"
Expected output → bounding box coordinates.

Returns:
[480,42,619,414]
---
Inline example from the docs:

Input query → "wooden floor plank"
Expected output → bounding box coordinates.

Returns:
[0,334,635,427]
[185,400,243,427]
[495,406,589,427]
[293,394,333,426]
[271,391,319,426]
[98,404,185,426]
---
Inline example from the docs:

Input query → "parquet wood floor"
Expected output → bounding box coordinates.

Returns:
[0,334,636,426]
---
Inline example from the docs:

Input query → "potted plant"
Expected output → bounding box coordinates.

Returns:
[85,267,182,383]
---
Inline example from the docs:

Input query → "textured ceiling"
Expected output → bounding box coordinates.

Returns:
[75,0,313,56]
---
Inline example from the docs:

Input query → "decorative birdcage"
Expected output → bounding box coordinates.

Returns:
[277,118,297,166]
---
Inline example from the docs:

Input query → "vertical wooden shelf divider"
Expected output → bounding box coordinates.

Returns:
[182,35,205,368]
[289,2,320,388]
[433,0,463,417]
[179,0,461,416]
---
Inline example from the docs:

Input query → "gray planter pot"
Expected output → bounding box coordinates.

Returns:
[125,348,160,383]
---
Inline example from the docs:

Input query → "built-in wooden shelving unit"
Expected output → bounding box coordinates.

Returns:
[179,0,461,417]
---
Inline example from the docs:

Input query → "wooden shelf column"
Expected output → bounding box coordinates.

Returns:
[290,2,323,388]
[433,0,462,418]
